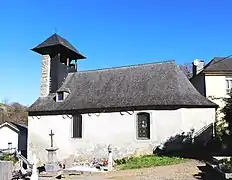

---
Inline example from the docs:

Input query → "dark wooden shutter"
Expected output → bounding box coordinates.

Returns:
[137,112,150,139]
[73,114,82,138]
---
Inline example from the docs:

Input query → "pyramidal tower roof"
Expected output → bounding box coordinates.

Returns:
[31,33,86,60]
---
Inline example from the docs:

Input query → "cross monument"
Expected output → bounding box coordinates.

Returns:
[49,129,54,148]
[45,129,59,173]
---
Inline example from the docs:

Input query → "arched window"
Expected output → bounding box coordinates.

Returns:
[137,112,150,139]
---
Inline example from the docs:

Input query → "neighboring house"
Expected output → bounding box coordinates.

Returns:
[190,57,232,119]
[27,33,217,165]
[0,122,28,158]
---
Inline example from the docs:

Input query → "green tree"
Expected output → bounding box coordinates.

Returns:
[216,92,232,150]
[221,92,232,135]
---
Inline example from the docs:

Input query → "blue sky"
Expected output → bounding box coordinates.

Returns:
[0,0,232,105]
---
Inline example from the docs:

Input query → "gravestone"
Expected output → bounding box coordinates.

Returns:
[0,161,13,180]
[45,130,59,173]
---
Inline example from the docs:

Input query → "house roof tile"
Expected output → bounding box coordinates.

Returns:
[203,57,232,73]
[31,33,86,59]
[29,60,217,115]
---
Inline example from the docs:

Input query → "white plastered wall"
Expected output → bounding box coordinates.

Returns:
[28,108,215,166]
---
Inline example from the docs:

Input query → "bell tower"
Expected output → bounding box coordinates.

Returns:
[31,33,85,97]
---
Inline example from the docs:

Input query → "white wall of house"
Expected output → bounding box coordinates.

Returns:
[191,74,232,121]
[27,108,215,166]
[192,74,230,110]
[191,74,230,101]
[205,75,227,98]
[0,126,18,150]
[204,75,231,120]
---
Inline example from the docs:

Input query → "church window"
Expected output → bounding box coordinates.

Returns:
[136,112,150,140]
[72,114,82,138]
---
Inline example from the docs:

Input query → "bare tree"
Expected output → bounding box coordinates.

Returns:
[179,63,192,78]
[0,101,28,125]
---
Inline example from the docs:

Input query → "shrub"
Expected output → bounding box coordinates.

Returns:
[0,153,18,164]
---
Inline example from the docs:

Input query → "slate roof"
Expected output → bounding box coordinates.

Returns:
[31,33,86,59]
[11,123,28,130]
[29,61,217,115]
[203,57,232,73]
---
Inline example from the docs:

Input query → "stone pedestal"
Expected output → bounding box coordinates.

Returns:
[45,147,59,173]
[108,152,113,171]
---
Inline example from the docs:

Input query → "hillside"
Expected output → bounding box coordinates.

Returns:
[0,103,28,125]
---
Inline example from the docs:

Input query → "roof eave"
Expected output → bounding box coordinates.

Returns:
[190,70,232,80]
[28,104,218,116]
[203,70,232,74]
[31,44,86,60]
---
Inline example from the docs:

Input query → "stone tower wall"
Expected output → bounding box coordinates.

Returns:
[40,55,51,97]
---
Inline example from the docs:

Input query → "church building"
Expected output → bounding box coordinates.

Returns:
[28,33,217,165]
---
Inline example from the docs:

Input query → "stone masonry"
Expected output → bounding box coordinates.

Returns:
[40,55,51,97]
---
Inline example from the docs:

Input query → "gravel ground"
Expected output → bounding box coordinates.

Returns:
[39,160,225,180]
[62,160,210,180]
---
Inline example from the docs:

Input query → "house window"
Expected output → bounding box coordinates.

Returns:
[57,92,64,101]
[72,114,82,138]
[136,112,150,140]
[226,78,232,94]
[56,90,70,102]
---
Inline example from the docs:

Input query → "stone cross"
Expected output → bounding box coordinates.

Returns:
[49,130,54,148]
[54,28,58,34]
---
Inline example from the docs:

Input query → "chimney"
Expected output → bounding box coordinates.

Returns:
[192,59,204,76]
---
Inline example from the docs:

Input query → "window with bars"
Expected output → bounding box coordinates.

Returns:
[72,114,82,138]
[226,78,232,94]
[136,112,151,140]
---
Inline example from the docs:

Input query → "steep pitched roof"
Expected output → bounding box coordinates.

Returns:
[28,61,217,115]
[0,122,20,133]
[31,33,86,59]
[203,57,232,73]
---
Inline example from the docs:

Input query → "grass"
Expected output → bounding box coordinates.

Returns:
[115,155,187,170]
